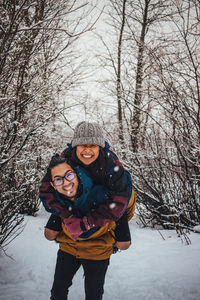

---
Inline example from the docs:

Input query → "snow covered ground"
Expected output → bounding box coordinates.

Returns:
[0,207,200,300]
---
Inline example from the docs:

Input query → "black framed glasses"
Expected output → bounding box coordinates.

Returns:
[52,171,76,186]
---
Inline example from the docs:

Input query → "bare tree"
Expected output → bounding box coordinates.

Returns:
[95,0,200,235]
[129,0,200,231]
[116,0,126,146]
[0,0,97,251]
[96,0,174,151]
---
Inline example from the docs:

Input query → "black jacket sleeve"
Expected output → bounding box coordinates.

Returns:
[114,212,131,242]
[45,214,62,232]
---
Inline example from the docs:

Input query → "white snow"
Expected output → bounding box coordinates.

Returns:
[193,225,200,233]
[109,203,116,209]
[0,207,200,300]
[114,166,119,172]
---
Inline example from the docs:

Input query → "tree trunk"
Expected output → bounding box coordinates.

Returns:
[117,0,127,146]
[131,0,149,152]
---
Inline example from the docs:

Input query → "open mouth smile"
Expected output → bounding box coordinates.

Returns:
[63,183,74,195]
[82,154,93,159]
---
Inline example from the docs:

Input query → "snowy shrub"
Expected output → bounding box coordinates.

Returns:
[0,0,96,251]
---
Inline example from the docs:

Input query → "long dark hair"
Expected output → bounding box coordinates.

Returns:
[46,154,73,182]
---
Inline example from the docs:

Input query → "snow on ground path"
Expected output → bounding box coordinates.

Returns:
[0,208,200,300]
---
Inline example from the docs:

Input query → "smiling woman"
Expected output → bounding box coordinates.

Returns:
[76,144,100,165]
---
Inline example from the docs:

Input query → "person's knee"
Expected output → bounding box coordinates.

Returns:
[115,241,131,250]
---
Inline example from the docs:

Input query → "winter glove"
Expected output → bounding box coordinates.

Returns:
[63,216,93,241]
[64,216,83,241]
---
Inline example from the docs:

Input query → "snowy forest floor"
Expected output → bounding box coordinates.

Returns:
[0,207,200,300]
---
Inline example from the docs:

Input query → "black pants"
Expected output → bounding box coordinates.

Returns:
[50,250,110,300]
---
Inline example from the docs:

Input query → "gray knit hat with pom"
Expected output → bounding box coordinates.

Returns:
[71,121,105,148]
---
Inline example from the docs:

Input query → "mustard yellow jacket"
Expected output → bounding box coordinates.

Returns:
[56,190,136,260]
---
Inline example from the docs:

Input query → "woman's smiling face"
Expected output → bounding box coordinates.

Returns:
[76,144,100,165]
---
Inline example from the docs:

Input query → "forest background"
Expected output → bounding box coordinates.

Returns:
[0,0,199,252]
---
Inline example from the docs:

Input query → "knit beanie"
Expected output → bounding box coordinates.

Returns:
[71,121,105,148]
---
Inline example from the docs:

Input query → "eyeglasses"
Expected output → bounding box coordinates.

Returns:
[52,171,76,186]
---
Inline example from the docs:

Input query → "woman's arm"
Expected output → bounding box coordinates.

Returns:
[64,154,133,240]
[40,151,132,240]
